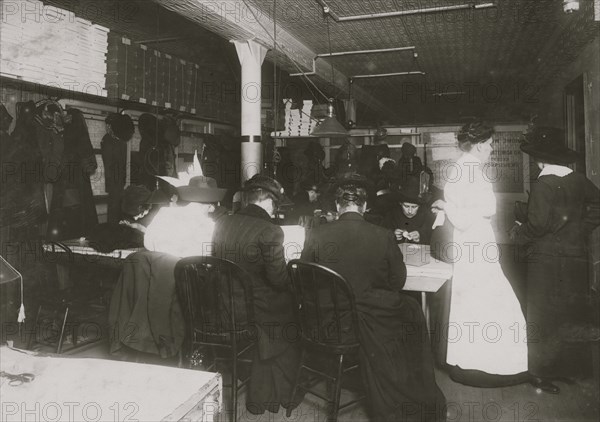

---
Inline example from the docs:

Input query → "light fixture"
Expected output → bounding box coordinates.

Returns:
[343,78,356,128]
[311,98,349,137]
[563,0,579,13]
[310,13,349,138]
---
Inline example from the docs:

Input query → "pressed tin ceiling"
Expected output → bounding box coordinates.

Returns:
[41,0,599,124]
[153,0,599,124]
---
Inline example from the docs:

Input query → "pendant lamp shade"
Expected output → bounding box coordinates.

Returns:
[310,100,349,137]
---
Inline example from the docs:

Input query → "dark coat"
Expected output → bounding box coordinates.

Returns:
[384,206,434,245]
[301,212,445,422]
[516,171,600,378]
[101,134,127,224]
[212,204,300,414]
[0,103,47,230]
[47,111,98,239]
[108,251,184,358]
[398,156,423,184]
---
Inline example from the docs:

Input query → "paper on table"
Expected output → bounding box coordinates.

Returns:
[157,175,187,187]
[281,225,305,262]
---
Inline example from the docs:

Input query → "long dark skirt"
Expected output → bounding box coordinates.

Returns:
[357,292,446,422]
[526,253,593,379]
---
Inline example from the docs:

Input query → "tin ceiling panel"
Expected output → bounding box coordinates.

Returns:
[41,0,599,123]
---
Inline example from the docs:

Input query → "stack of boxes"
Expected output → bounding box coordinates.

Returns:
[273,99,315,137]
[106,36,201,114]
[0,1,108,96]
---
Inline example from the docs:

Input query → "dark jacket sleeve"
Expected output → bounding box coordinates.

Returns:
[260,224,290,291]
[383,211,395,231]
[583,178,600,233]
[386,231,406,290]
[301,229,316,262]
[517,179,554,240]
[418,210,434,245]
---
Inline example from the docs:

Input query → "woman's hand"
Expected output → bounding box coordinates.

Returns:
[408,231,420,243]
[120,220,146,233]
[394,229,407,242]
[431,199,446,213]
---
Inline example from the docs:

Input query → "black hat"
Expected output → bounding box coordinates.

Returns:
[138,113,158,137]
[107,113,135,142]
[520,127,580,165]
[331,173,373,191]
[400,142,416,155]
[177,176,227,203]
[121,185,152,216]
[244,175,291,205]
[299,179,319,192]
[395,177,425,205]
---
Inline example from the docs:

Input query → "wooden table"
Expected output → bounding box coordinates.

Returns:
[43,239,452,330]
[0,346,221,421]
[42,240,141,290]
[399,244,453,330]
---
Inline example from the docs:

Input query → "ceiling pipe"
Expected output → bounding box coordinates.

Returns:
[316,0,497,22]
[289,59,316,77]
[316,46,415,58]
[134,36,185,44]
[352,71,426,79]
[291,46,417,76]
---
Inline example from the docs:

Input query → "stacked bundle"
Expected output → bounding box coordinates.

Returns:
[106,35,200,113]
[0,1,108,96]
[273,99,294,137]
[298,100,314,136]
[273,99,315,137]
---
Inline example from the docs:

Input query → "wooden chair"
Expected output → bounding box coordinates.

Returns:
[286,259,364,422]
[174,256,255,422]
[29,242,106,354]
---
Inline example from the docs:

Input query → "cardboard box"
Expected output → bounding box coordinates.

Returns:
[399,243,431,267]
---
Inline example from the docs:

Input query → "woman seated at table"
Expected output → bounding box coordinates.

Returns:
[143,176,226,257]
[384,177,434,244]
[87,185,153,252]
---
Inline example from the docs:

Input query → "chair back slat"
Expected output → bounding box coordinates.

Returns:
[287,260,360,347]
[175,256,255,341]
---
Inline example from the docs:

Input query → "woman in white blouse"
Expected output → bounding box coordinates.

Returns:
[431,122,544,391]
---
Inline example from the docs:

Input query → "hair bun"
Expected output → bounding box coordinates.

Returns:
[457,121,494,144]
[342,192,359,202]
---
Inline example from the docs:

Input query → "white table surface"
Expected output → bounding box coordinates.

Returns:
[0,347,221,422]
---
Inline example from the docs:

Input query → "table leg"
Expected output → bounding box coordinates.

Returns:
[422,292,430,332]
[56,264,72,290]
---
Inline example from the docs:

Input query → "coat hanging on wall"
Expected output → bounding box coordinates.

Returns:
[101,113,134,224]
[46,108,98,240]
[0,101,47,231]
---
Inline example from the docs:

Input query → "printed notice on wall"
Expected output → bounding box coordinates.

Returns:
[486,131,524,193]
[426,131,524,193]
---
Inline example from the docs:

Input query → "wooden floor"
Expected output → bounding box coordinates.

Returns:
[34,340,599,422]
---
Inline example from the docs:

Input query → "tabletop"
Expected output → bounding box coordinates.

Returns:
[43,237,452,293]
[0,347,221,422]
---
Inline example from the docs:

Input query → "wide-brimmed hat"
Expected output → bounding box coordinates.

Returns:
[395,177,425,205]
[520,127,580,165]
[176,176,227,203]
[244,175,292,205]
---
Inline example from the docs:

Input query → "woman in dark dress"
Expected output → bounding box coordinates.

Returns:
[513,127,600,390]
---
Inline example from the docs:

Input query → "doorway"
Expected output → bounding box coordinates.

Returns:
[565,75,586,174]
